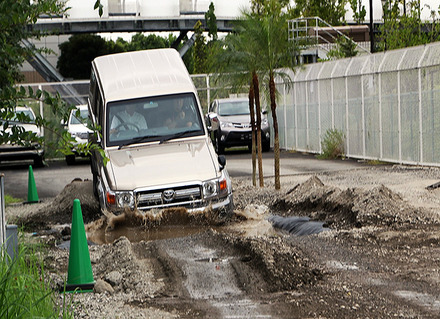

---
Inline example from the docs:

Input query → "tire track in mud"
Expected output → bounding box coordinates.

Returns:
[154,235,275,319]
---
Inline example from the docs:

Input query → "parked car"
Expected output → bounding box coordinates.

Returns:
[64,104,91,165]
[0,106,45,167]
[206,97,271,154]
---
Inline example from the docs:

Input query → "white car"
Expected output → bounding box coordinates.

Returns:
[0,106,45,167]
[65,104,91,165]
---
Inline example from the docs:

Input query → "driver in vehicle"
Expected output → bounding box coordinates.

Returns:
[110,104,148,135]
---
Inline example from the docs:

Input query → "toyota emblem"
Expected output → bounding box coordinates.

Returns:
[162,189,175,202]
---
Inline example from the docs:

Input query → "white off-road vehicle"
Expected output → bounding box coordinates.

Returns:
[88,49,233,217]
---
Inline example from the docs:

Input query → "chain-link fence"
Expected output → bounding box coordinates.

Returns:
[274,41,440,166]
[20,42,440,166]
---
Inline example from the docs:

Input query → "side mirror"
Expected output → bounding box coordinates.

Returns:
[218,155,226,171]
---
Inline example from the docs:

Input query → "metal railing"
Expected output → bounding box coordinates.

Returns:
[289,17,371,57]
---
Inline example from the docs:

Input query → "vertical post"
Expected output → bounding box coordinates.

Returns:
[0,174,5,251]
[396,51,407,163]
[39,84,44,137]
[283,82,287,149]
[418,46,428,163]
[369,0,375,53]
[206,74,210,109]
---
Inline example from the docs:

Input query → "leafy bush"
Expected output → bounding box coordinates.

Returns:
[318,128,345,159]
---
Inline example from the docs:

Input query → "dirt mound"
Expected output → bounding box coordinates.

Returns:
[273,176,432,229]
[16,179,100,230]
[219,232,323,292]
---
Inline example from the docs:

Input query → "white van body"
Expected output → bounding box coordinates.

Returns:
[88,49,233,216]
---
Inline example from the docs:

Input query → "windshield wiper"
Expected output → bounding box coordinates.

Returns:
[159,130,198,144]
[117,135,158,149]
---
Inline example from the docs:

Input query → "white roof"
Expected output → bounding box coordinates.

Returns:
[92,49,196,103]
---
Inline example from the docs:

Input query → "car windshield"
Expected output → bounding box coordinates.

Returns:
[70,108,89,124]
[106,93,204,147]
[218,101,250,116]
[11,109,35,122]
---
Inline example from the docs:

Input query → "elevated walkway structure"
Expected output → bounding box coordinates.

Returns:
[289,17,371,62]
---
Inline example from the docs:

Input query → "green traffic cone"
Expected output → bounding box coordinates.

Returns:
[65,199,95,292]
[27,165,39,203]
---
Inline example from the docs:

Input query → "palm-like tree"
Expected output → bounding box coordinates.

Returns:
[216,21,265,187]
[240,4,297,190]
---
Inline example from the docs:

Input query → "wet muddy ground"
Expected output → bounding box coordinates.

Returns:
[6,164,440,318]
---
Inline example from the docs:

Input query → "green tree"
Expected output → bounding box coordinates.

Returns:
[126,33,171,51]
[57,34,122,80]
[349,0,366,24]
[327,35,358,59]
[205,2,218,41]
[194,20,208,74]
[293,0,347,26]
[250,0,297,190]
[217,0,297,189]
[377,0,440,51]
[217,18,265,186]
[1,0,102,165]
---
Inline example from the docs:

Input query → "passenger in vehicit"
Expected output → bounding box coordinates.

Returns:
[110,103,148,135]
[164,97,197,129]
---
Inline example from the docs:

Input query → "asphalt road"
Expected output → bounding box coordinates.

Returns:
[0,149,366,200]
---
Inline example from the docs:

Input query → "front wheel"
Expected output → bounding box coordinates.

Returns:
[33,156,44,168]
[66,154,76,165]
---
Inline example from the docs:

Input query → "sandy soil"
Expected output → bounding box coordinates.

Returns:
[6,163,440,318]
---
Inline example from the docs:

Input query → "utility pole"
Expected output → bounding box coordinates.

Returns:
[369,0,375,53]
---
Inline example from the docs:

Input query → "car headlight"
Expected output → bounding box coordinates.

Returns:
[106,190,135,209]
[202,176,229,199]
[220,121,233,128]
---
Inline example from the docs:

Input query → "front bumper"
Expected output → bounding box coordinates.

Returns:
[219,128,270,148]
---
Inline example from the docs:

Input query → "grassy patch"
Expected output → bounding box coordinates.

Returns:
[5,194,22,205]
[0,238,74,318]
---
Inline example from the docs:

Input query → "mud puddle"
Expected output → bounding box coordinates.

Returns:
[88,224,207,245]
[84,205,329,246]
[269,215,329,236]
[85,207,225,245]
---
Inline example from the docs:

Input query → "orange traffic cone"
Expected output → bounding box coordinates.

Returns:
[64,199,95,292]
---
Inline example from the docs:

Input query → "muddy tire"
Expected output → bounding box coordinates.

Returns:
[33,155,44,168]
[66,154,76,165]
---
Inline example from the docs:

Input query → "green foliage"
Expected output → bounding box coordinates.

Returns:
[0,0,66,88]
[349,0,366,24]
[57,34,124,80]
[125,33,172,51]
[0,241,74,318]
[4,194,22,205]
[326,35,358,59]
[194,20,208,74]
[318,128,345,159]
[205,2,218,41]
[293,0,348,26]
[377,0,440,51]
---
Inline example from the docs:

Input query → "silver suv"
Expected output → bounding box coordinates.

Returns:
[206,97,271,154]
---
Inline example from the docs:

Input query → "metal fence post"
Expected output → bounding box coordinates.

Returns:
[0,174,5,253]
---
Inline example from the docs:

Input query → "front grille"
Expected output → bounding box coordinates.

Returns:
[136,185,202,210]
